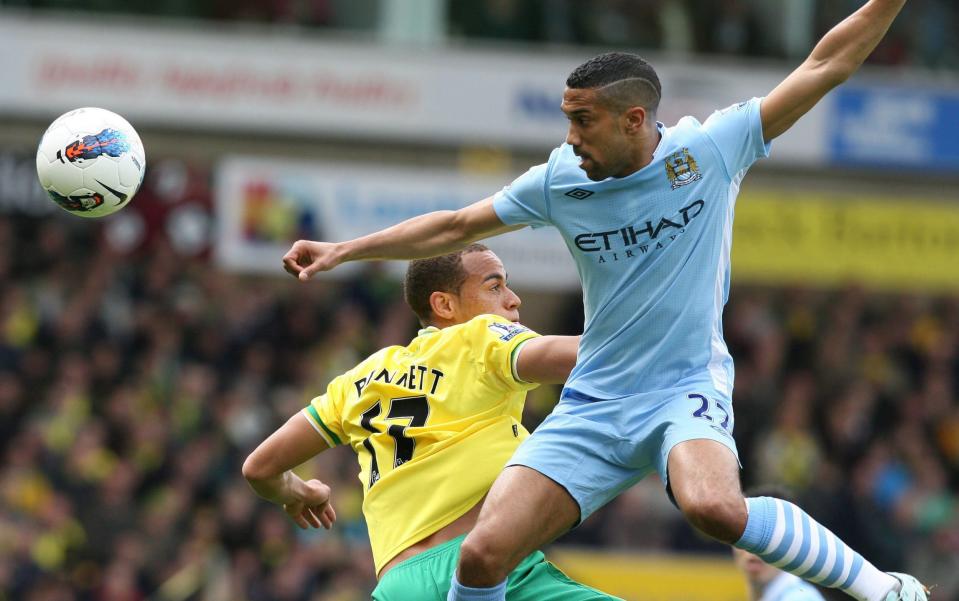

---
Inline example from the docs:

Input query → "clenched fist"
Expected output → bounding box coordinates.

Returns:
[282,240,344,281]
[284,478,337,530]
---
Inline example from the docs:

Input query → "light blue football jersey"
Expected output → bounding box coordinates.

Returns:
[760,573,826,601]
[493,97,771,399]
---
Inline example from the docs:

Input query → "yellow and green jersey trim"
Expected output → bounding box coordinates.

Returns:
[510,339,533,384]
[303,404,342,447]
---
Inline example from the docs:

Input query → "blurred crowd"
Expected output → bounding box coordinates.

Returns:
[2,0,958,71]
[1,167,958,600]
[450,0,959,70]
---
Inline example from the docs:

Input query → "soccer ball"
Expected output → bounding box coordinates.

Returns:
[36,107,146,218]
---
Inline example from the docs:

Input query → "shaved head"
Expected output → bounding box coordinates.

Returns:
[593,77,661,115]
[567,52,662,116]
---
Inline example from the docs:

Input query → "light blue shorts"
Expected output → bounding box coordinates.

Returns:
[507,382,739,522]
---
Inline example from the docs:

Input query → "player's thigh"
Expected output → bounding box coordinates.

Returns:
[505,551,624,601]
[667,438,742,508]
[652,389,746,540]
[470,465,579,561]
[634,386,740,498]
[504,395,647,526]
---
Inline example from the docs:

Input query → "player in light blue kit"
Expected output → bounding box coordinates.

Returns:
[282,1,928,600]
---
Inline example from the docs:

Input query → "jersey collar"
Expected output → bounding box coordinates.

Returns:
[417,326,440,336]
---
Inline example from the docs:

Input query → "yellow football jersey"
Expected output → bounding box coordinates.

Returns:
[302,314,540,574]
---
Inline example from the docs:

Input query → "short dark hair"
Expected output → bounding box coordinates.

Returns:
[403,244,491,326]
[566,52,662,115]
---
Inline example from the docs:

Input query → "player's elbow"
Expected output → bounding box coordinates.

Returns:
[828,62,857,86]
[242,450,274,483]
[448,209,478,245]
[809,57,856,88]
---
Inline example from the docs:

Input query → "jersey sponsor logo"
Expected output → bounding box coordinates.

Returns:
[573,199,705,253]
[664,148,703,189]
[564,188,594,200]
[488,321,529,342]
[573,199,706,265]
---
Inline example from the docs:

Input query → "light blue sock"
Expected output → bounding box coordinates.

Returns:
[735,497,898,601]
[446,574,507,601]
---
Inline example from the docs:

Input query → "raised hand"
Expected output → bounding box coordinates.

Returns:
[282,240,344,281]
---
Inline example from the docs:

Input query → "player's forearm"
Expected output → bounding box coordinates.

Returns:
[807,0,907,81]
[516,335,580,385]
[341,210,476,262]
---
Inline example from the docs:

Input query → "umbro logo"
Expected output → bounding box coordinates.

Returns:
[565,188,594,200]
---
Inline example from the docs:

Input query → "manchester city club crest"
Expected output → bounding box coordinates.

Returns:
[664,148,703,190]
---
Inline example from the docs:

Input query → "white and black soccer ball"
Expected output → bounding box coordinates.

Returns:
[36,107,146,218]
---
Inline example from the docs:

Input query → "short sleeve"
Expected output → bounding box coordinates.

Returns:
[302,376,348,447]
[467,315,541,391]
[702,97,771,179]
[492,162,550,228]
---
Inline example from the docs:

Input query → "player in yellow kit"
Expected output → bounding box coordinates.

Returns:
[243,244,619,600]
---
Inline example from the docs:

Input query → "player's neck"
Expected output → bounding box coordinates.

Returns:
[619,129,662,177]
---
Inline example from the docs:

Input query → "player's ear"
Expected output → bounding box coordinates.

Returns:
[429,291,456,322]
[623,105,647,134]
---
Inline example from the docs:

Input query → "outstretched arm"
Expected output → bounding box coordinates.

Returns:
[283,196,523,281]
[515,335,579,385]
[243,413,337,529]
[761,0,907,142]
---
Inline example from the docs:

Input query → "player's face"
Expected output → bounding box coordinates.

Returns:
[452,251,521,323]
[561,87,633,181]
[731,547,779,587]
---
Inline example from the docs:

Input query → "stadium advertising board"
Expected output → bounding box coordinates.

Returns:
[215,158,959,293]
[732,191,959,292]
[830,85,959,170]
[550,549,747,601]
[213,157,581,291]
[0,14,828,163]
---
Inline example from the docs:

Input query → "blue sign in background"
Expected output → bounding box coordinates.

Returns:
[830,85,959,171]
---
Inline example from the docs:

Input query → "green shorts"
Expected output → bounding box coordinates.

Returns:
[372,535,620,601]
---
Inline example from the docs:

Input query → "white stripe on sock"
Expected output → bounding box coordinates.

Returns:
[796,519,821,576]
[809,531,837,583]
[762,499,787,555]
[773,503,804,568]
[835,544,854,588]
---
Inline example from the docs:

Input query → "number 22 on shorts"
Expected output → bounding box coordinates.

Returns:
[689,393,732,432]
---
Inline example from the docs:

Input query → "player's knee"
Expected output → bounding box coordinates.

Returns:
[680,494,746,543]
[458,533,511,584]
